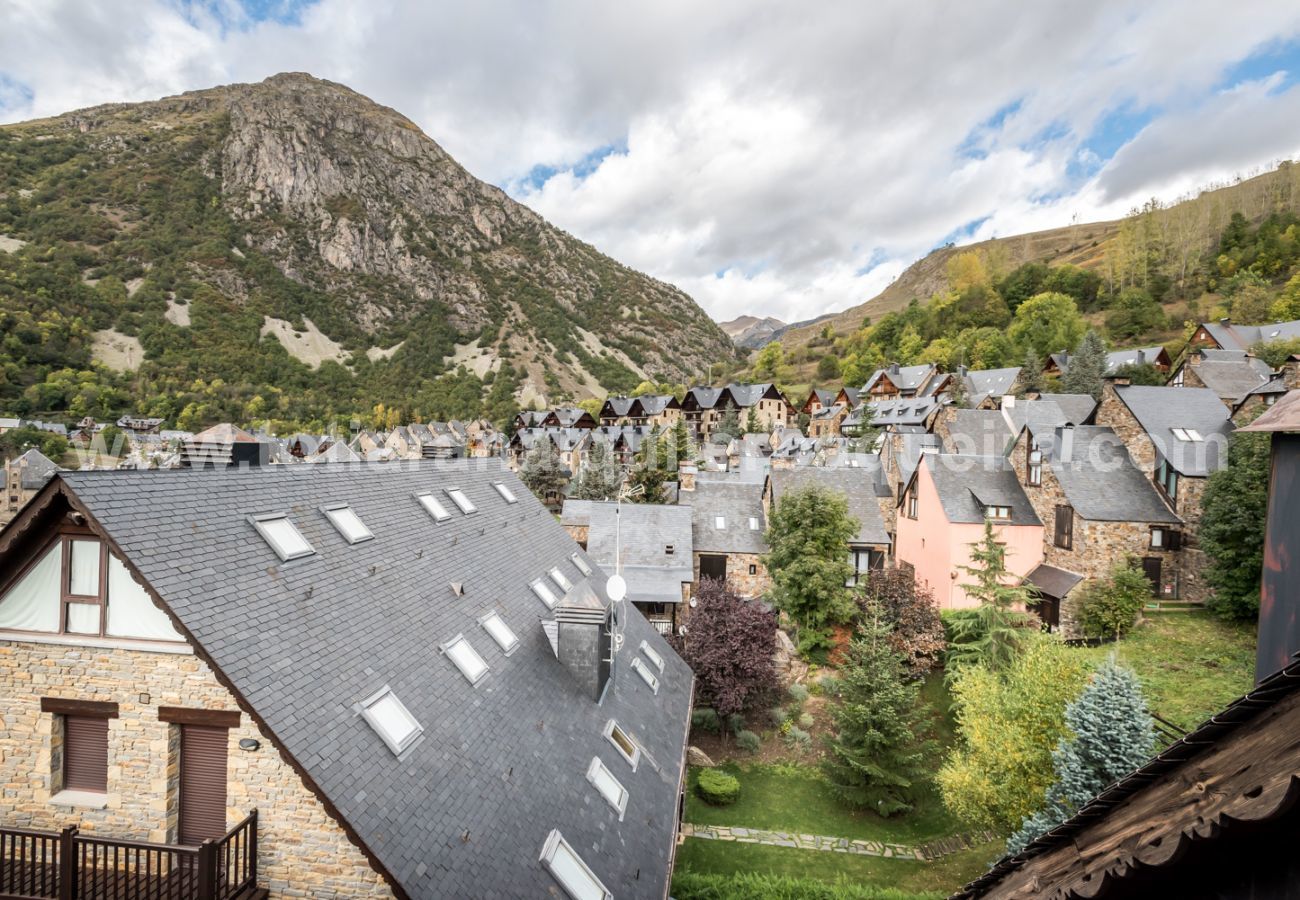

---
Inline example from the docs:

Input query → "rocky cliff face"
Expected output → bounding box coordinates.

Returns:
[15,73,733,404]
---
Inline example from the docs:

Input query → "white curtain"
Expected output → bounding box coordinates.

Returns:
[106,555,184,641]
[68,539,100,595]
[0,543,61,632]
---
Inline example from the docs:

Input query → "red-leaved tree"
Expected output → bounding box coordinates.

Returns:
[856,568,945,677]
[672,578,781,720]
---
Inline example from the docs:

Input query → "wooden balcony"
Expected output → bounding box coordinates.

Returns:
[0,810,264,900]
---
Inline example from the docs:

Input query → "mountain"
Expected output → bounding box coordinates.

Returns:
[0,73,734,429]
[722,311,838,350]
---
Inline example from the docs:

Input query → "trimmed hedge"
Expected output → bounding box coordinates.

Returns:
[671,872,943,899]
[696,768,741,805]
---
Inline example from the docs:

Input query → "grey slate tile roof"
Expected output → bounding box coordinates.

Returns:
[723,382,779,408]
[920,454,1042,525]
[1002,396,1095,437]
[893,432,941,487]
[583,501,694,604]
[945,409,1015,456]
[866,395,944,428]
[681,480,768,554]
[636,395,679,416]
[601,397,636,418]
[769,467,891,546]
[12,448,59,490]
[1024,563,1085,600]
[1113,385,1234,476]
[51,462,690,899]
[1186,353,1273,403]
[1041,426,1180,523]
[863,363,936,394]
[685,386,724,410]
[964,367,1021,406]
[1201,317,1300,351]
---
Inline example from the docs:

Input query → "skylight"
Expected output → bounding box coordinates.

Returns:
[540,830,612,900]
[748,516,760,530]
[532,578,559,609]
[442,634,489,685]
[714,515,726,529]
[1172,428,1203,442]
[640,640,665,672]
[480,611,519,654]
[360,686,423,756]
[571,552,592,576]
[550,566,573,592]
[631,657,660,693]
[493,482,518,504]
[249,514,314,561]
[417,492,451,523]
[586,757,628,819]
[603,719,640,769]
[446,488,477,514]
[322,504,373,544]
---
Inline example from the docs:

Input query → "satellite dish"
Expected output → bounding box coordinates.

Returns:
[606,574,628,603]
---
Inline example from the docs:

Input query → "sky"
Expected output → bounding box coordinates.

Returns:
[5,2,1300,325]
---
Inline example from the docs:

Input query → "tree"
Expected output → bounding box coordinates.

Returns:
[1104,287,1165,340]
[1109,362,1166,386]
[626,426,670,503]
[670,417,694,464]
[1201,431,1270,619]
[570,440,622,500]
[945,521,1038,675]
[1270,271,1300,321]
[1019,349,1046,395]
[1008,292,1086,360]
[744,404,761,434]
[937,634,1091,833]
[1007,661,1155,853]
[1075,560,1151,640]
[1060,329,1108,401]
[519,443,568,501]
[855,567,945,678]
[751,342,787,382]
[717,404,741,440]
[947,371,969,409]
[823,601,933,816]
[765,485,859,654]
[673,578,780,721]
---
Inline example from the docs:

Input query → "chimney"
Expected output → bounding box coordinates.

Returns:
[678,463,697,492]
[1219,316,1232,326]
[1055,425,1075,463]
[553,582,612,702]
[888,363,901,375]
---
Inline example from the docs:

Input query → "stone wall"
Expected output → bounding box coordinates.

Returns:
[694,551,770,598]
[563,524,590,547]
[1094,383,1156,470]
[0,639,392,899]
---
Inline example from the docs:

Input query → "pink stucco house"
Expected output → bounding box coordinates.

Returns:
[895,452,1044,609]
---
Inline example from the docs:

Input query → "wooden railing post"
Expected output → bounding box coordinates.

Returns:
[58,826,77,900]
[248,809,258,888]
[197,840,217,900]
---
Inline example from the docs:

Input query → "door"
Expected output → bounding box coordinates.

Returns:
[699,555,727,581]
[1029,597,1060,631]
[1141,557,1162,597]
[179,725,228,845]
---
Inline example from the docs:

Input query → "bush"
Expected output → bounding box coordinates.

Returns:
[787,683,810,704]
[727,713,746,736]
[671,871,941,900]
[768,707,788,728]
[857,568,946,677]
[696,769,741,805]
[785,726,812,748]
[735,730,761,754]
[798,712,815,729]
[691,707,721,734]
[1077,561,1150,639]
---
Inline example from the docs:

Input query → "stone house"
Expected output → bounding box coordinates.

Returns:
[382,425,420,459]
[862,363,942,399]
[895,453,1044,610]
[1188,315,1300,352]
[765,466,891,586]
[635,394,684,429]
[808,402,850,437]
[1045,346,1171,378]
[681,476,771,598]
[681,384,793,440]
[0,462,690,899]
[879,430,941,535]
[960,366,1023,409]
[800,388,837,418]
[1172,348,1275,405]
[1007,424,1184,633]
[1094,383,1234,602]
[3,448,58,526]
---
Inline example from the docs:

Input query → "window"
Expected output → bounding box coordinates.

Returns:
[480,611,519,654]
[550,567,572,592]
[1156,458,1179,501]
[1054,505,1074,550]
[714,515,726,529]
[1150,527,1164,549]
[603,719,640,769]
[1171,367,1185,387]
[417,492,451,523]
[64,538,104,635]
[62,715,109,793]
[639,640,665,672]
[985,505,1011,521]
[322,504,373,544]
[906,490,918,520]
[493,482,518,504]
[446,488,477,514]
[665,544,675,556]
[1171,428,1203,442]
[442,634,489,684]
[68,539,101,596]
[531,579,559,609]
[748,516,761,530]
[360,687,423,756]
[571,552,593,576]
[250,514,314,561]
[540,830,612,900]
[1151,527,1181,550]
[1027,442,1042,486]
[748,563,757,575]
[586,757,629,819]
[631,657,660,693]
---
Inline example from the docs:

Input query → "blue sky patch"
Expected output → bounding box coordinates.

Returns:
[176,0,317,32]
[1217,37,1300,92]
[0,73,34,115]
[955,96,1024,160]
[514,139,628,192]
[933,216,991,251]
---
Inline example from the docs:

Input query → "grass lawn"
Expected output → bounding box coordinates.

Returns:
[673,837,999,896]
[1075,611,1255,732]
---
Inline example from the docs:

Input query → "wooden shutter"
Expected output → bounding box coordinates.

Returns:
[1054,505,1074,549]
[63,716,108,792]
[179,725,228,845]
[1167,530,1183,550]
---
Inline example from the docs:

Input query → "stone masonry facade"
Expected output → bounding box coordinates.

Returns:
[0,639,392,899]
[694,551,770,598]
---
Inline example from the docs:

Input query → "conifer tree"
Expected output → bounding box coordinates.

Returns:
[946,520,1037,675]
[1006,660,1155,854]
[518,442,567,502]
[823,601,933,816]
[570,439,622,500]
[1019,349,1046,395]
[717,404,741,440]
[671,417,694,464]
[745,404,761,435]
[1060,329,1108,400]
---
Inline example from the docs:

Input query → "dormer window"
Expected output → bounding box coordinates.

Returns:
[249,514,314,561]
[985,505,1012,521]
[322,504,373,544]
[446,488,477,514]
[531,579,559,609]
[493,482,518,504]
[417,492,451,523]
[540,830,612,900]
[360,686,423,756]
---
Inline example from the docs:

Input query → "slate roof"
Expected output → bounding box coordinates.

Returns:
[769,467,891,546]
[1113,385,1234,476]
[682,480,767,554]
[865,396,944,428]
[723,382,780,408]
[863,363,936,394]
[1024,563,1084,600]
[1040,426,1180,523]
[601,397,636,418]
[46,462,690,899]
[1002,396,1095,437]
[944,409,1015,456]
[892,432,941,487]
[307,441,361,464]
[919,454,1042,525]
[635,395,679,416]
[1200,317,1300,351]
[582,501,694,605]
[964,367,1021,406]
[11,448,58,490]
[1186,353,1273,403]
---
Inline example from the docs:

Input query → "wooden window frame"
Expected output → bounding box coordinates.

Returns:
[1054,504,1074,550]
[61,534,108,638]
[906,490,919,520]
[1027,442,1042,486]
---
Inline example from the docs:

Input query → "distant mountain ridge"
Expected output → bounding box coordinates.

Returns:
[722,312,836,350]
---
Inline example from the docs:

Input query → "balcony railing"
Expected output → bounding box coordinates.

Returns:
[650,618,674,636]
[0,810,259,900]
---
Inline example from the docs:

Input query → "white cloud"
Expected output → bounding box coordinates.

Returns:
[4,1,1300,322]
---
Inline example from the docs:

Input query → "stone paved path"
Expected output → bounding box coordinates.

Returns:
[680,822,996,861]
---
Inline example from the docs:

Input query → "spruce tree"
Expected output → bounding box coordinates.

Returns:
[946,520,1037,675]
[518,443,568,501]
[570,440,622,500]
[823,600,933,815]
[671,417,694,464]
[717,404,741,440]
[1007,660,1155,854]
[1020,349,1046,395]
[1060,329,1108,400]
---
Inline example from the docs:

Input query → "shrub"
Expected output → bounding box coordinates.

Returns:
[785,726,812,748]
[691,707,721,734]
[675,579,781,719]
[787,683,810,704]
[798,712,815,729]
[735,730,761,754]
[695,768,741,806]
[727,713,746,736]
[856,567,946,677]
[1077,561,1150,640]
[768,707,788,728]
